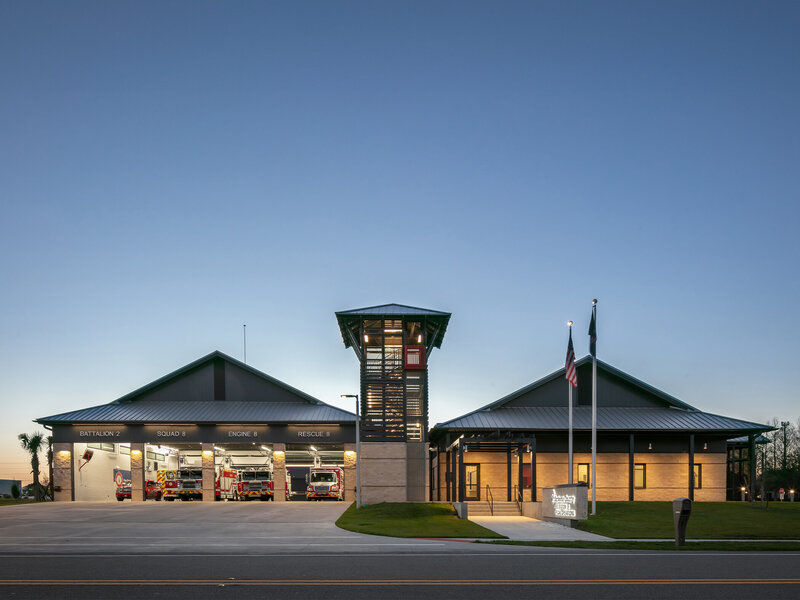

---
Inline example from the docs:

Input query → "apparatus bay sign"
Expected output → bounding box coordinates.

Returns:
[55,424,353,444]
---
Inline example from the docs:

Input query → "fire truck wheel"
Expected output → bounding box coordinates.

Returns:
[165,497,174,501]
[117,497,124,502]
[155,493,162,501]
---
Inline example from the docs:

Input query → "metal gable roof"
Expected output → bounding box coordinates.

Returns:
[335,303,451,317]
[433,406,770,433]
[36,401,355,425]
[112,350,323,406]
[35,351,355,425]
[335,303,452,350]
[466,356,697,413]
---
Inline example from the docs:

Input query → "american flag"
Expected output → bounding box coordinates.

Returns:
[565,329,577,388]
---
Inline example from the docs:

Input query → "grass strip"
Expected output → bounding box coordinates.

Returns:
[480,540,800,551]
[0,499,36,507]
[576,501,800,539]
[335,502,505,538]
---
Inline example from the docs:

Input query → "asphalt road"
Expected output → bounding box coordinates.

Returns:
[1,502,798,599]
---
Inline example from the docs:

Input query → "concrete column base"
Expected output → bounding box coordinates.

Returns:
[202,444,215,502]
[53,443,73,502]
[130,443,145,502]
[343,443,356,502]
[273,444,286,502]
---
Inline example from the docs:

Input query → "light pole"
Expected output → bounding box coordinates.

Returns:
[781,421,790,471]
[342,394,361,509]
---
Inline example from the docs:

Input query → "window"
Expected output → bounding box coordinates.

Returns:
[146,451,166,461]
[634,463,646,489]
[87,442,115,452]
[119,445,131,455]
[693,464,702,489]
[577,463,590,485]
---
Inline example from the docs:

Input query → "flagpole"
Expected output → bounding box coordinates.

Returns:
[591,299,597,516]
[568,321,574,485]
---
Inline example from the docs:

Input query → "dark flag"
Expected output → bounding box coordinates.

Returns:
[565,329,577,387]
[588,303,597,357]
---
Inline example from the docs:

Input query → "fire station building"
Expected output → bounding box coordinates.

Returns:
[37,303,770,505]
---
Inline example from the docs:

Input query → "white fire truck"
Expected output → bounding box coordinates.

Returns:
[306,467,344,501]
[215,468,238,501]
[237,467,274,501]
[160,468,203,501]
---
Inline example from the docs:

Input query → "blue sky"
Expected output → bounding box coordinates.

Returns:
[2,1,798,481]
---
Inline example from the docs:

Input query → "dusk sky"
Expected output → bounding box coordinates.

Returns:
[2,2,798,482]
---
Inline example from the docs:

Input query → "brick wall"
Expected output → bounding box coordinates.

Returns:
[433,450,727,502]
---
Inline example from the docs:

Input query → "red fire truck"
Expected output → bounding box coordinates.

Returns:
[306,467,344,501]
[161,468,203,501]
[236,467,274,501]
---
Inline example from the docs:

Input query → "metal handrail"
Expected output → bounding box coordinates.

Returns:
[512,485,522,514]
[486,485,494,516]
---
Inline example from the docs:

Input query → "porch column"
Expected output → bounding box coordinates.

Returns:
[202,443,215,503]
[130,443,145,502]
[445,449,450,502]
[273,444,287,502]
[748,434,756,503]
[530,438,537,502]
[53,443,73,502]
[457,442,465,502]
[517,445,523,502]
[688,434,695,501]
[628,434,635,501]
[506,443,512,502]
[451,450,457,502]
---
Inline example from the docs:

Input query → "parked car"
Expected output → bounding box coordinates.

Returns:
[116,480,162,501]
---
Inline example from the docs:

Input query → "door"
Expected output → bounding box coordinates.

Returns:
[464,464,480,501]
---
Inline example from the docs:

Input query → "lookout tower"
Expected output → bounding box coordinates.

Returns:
[335,303,451,502]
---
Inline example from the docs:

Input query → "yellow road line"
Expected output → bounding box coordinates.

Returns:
[0,579,799,586]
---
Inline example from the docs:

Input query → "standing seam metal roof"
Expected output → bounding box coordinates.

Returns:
[37,401,355,425]
[433,406,769,432]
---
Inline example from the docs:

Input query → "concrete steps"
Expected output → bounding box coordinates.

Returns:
[467,501,520,516]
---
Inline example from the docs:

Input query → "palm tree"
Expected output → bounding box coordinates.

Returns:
[46,435,54,501]
[18,432,45,502]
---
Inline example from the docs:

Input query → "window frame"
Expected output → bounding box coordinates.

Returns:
[693,464,702,489]
[577,463,590,486]
[634,463,646,489]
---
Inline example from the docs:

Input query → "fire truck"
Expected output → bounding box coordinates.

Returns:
[215,468,238,501]
[236,467,274,501]
[306,467,344,501]
[160,468,203,501]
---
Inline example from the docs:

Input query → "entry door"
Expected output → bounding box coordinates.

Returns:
[464,464,480,501]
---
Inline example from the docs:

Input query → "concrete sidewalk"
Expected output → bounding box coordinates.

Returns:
[469,515,612,541]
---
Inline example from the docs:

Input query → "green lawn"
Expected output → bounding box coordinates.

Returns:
[482,540,800,551]
[577,501,800,539]
[335,502,505,538]
[0,498,35,507]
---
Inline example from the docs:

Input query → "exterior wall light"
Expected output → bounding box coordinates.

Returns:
[131,449,142,456]
[202,450,214,457]
[58,450,71,456]
[273,450,285,456]
[648,443,653,451]
[344,450,356,456]
[703,443,708,450]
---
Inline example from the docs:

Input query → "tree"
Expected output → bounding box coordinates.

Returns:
[11,483,20,500]
[18,432,45,502]
[46,435,54,501]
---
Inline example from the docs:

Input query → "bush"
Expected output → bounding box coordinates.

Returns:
[11,484,20,500]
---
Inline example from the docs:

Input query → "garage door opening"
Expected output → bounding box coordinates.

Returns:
[286,444,345,502]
